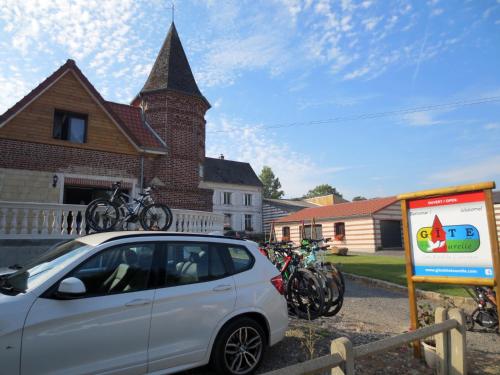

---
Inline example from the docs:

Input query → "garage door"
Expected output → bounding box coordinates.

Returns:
[380,220,403,249]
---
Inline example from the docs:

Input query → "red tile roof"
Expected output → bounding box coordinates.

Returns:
[0,59,166,154]
[275,196,398,223]
[106,101,164,150]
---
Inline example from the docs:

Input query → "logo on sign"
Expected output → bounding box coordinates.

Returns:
[416,215,480,253]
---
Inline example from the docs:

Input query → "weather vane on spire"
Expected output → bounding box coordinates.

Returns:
[171,1,175,23]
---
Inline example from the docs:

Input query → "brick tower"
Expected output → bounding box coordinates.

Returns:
[135,23,213,211]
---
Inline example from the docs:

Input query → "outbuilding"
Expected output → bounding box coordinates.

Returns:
[274,196,403,253]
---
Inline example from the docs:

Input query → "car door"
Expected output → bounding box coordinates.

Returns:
[21,242,158,375]
[147,241,236,372]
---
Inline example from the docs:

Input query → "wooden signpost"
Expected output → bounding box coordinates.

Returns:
[397,181,500,357]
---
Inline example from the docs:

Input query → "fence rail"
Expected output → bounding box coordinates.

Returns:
[263,307,467,375]
[0,201,224,239]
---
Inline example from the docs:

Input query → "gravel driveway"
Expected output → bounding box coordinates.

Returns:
[181,278,500,374]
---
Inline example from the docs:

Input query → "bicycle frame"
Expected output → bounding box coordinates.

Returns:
[108,184,154,224]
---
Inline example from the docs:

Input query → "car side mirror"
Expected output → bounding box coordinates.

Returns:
[57,277,86,297]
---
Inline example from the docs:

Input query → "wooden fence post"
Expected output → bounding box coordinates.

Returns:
[448,308,467,375]
[435,307,449,375]
[331,337,354,375]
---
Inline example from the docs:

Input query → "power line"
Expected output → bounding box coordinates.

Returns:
[206,96,500,134]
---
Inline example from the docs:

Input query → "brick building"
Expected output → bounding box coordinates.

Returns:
[0,23,213,211]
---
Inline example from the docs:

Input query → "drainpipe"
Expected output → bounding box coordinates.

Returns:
[140,155,144,192]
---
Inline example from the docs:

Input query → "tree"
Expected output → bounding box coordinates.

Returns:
[352,196,367,201]
[259,166,284,199]
[303,184,342,199]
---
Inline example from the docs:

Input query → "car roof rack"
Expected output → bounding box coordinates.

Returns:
[101,232,247,244]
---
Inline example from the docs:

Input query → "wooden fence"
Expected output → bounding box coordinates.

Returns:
[263,307,466,375]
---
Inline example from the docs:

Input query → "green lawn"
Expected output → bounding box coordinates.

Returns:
[326,254,469,297]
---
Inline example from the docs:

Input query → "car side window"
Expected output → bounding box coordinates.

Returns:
[227,246,254,274]
[66,243,156,297]
[165,242,230,286]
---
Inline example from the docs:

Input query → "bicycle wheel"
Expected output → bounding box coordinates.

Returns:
[324,262,345,296]
[85,198,120,232]
[140,203,173,231]
[287,268,324,320]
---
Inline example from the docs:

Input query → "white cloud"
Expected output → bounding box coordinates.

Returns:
[0,71,31,113]
[404,111,446,126]
[362,16,383,31]
[205,115,349,197]
[196,33,289,87]
[484,122,500,130]
[431,8,444,16]
[429,155,500,184]
[0,0,156,109]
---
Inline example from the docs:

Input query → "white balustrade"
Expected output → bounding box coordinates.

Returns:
[0,201,224,239]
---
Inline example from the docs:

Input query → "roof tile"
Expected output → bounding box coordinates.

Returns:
[105,101,164,150]
[203,157,262,187]
[276,196,398,222]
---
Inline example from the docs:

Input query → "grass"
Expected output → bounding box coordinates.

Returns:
[326,253,469,297]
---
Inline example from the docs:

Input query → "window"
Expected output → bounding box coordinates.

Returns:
[244,214,253,231]
[53,110,88,143]
[300,224,323,240]
[223,192,232,205]
[334,222,346,240]
[244,193,252,206]
[224,213,232,229]
[66,243,156,297]
[227,246,254,273]
[164,243,229,286]
[282,226,290,241]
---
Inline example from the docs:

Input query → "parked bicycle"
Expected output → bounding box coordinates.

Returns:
[260,238,345,320]
[85,182,173,232]
[465,286,498,332]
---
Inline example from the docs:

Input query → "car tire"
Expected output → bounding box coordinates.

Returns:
[211,317,266,375]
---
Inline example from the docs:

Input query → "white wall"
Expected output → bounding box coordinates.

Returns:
[201,181,263,232]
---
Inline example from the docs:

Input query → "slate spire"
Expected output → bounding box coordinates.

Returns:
[141,23,206,104]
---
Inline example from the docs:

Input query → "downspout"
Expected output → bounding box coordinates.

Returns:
[140,154,144,192]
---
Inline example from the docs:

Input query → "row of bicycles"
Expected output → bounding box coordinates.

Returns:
[259,238,345,320]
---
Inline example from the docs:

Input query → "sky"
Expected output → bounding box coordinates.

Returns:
[1,0,500,199]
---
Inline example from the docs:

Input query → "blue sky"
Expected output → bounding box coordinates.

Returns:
[1,0,499,198]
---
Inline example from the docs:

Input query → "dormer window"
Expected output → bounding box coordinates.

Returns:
[53,109,87,143]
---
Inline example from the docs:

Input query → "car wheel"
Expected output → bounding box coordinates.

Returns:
[212,317,266,375]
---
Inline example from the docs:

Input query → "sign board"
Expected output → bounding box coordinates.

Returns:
[398,182,500,358]
[407,191,494,279]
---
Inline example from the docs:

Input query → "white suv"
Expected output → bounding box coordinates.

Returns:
[0,232,288,375]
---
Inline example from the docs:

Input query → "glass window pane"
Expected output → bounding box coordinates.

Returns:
[69,117,86,143]
[69,243,155,296]
[166,243,209,286]
[210,247,228,278]
[228,246,253,273]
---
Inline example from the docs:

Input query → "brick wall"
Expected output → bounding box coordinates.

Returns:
[0,138,212,210]
[141,90,212,211]
[0,138,141,179]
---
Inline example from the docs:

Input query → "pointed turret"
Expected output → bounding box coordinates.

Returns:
[141,23,208,106]
[136,22,213,212]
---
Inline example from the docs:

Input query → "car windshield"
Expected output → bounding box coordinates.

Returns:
[0,240,93,294]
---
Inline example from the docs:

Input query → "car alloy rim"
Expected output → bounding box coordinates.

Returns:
[224,326,262,374]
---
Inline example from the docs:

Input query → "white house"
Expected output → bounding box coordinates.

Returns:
[201,156,263,233]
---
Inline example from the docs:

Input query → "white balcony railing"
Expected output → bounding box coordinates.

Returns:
[0,201,224,239]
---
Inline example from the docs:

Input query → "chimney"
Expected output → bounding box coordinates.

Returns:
[219,154,224,160]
